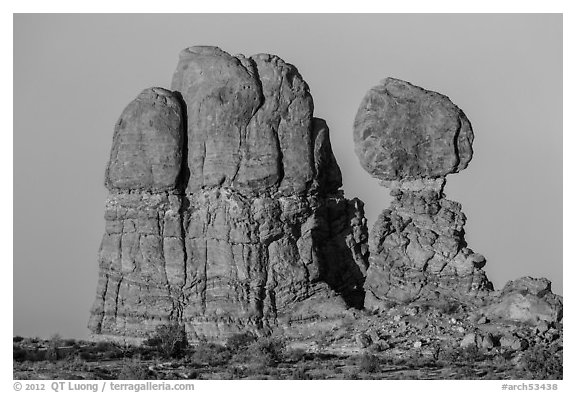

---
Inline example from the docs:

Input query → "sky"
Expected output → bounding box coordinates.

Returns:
[13,14,562,339]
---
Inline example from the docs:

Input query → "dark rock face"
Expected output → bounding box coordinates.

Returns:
[353,78,473,181]
[89,47,368,342]
[354,79,491,309]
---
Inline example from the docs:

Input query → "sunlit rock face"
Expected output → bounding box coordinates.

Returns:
[354,78,492,310]
[89,47,368,342]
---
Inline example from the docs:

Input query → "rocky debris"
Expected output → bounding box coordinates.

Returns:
[479,277,563,325]
[89,46,368,342]
[460,332,494,350]
[500,336,529,352]
[460,333,477,348]
[353,78,473,181]
[356,333,372,348]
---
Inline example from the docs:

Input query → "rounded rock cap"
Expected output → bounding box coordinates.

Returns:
[353,77,474,182]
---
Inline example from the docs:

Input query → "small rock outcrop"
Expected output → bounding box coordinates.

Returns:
[479,277,563,325]
[89,47,368,342]
[354,78,493,309]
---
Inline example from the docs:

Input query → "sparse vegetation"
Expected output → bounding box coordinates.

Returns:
[143,323,188,359]
[12,315,563,381]
[189,342,232,366]
[519,344,563,380]
[225,332,257,351]
[117,357,150,380]
[359,353,380,373]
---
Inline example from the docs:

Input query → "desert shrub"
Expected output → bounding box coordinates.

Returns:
[20,349,47,362]
[13,346,28,362]
[94,341,116,353]
[229,365,245,379]
[314,330,334,351]
[63,338,77,346]
[61,355,90,372]
[226,332,257,351]
[49,333,63,347]
[359,353,380,373]
[189,342,232,366]
[284,348,311,363]
[438,301,461,315]
[13,336,24,343]
[96,344,124,360]
[143,323,188,359]
[117,358,150,380]
[249,337,285,366]
[79,351,95,361]
[520,345,562,380]
[45,335,63,361]
[438,344,486,364]
[291,365,312,380]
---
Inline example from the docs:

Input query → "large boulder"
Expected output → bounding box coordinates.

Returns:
[353,78,473,181]
[479,277,563,325]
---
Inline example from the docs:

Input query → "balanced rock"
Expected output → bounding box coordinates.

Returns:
[354,79,492,310]
[89,47,368,342]
[353,78,473,181]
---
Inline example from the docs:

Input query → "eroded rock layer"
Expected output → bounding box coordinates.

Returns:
[89,47,368,341]
[364,179,492,309]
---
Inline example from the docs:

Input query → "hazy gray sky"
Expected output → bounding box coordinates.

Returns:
[14,14,562,339]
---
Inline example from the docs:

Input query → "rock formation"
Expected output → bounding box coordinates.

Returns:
[354,78,493,310]
[89,47,368,342]
[478,277,563,325]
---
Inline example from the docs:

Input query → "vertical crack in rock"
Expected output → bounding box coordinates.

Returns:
[89,47,369,342]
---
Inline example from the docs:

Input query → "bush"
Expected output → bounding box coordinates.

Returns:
[94,341,116,352]
[63,339,77,347]
[226,332,257,351]
[189,342,231,366]
[284,348,310,363]
[13,346,28,362]
[13,336,24,343]
[438,345,486,364]
[117,358,150,380]
[291,365,312,380]
[520,345,563,380]
[143,323,188,359]
[359,353,380,373]
[249,337,285,366]
[49,333,63,348]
